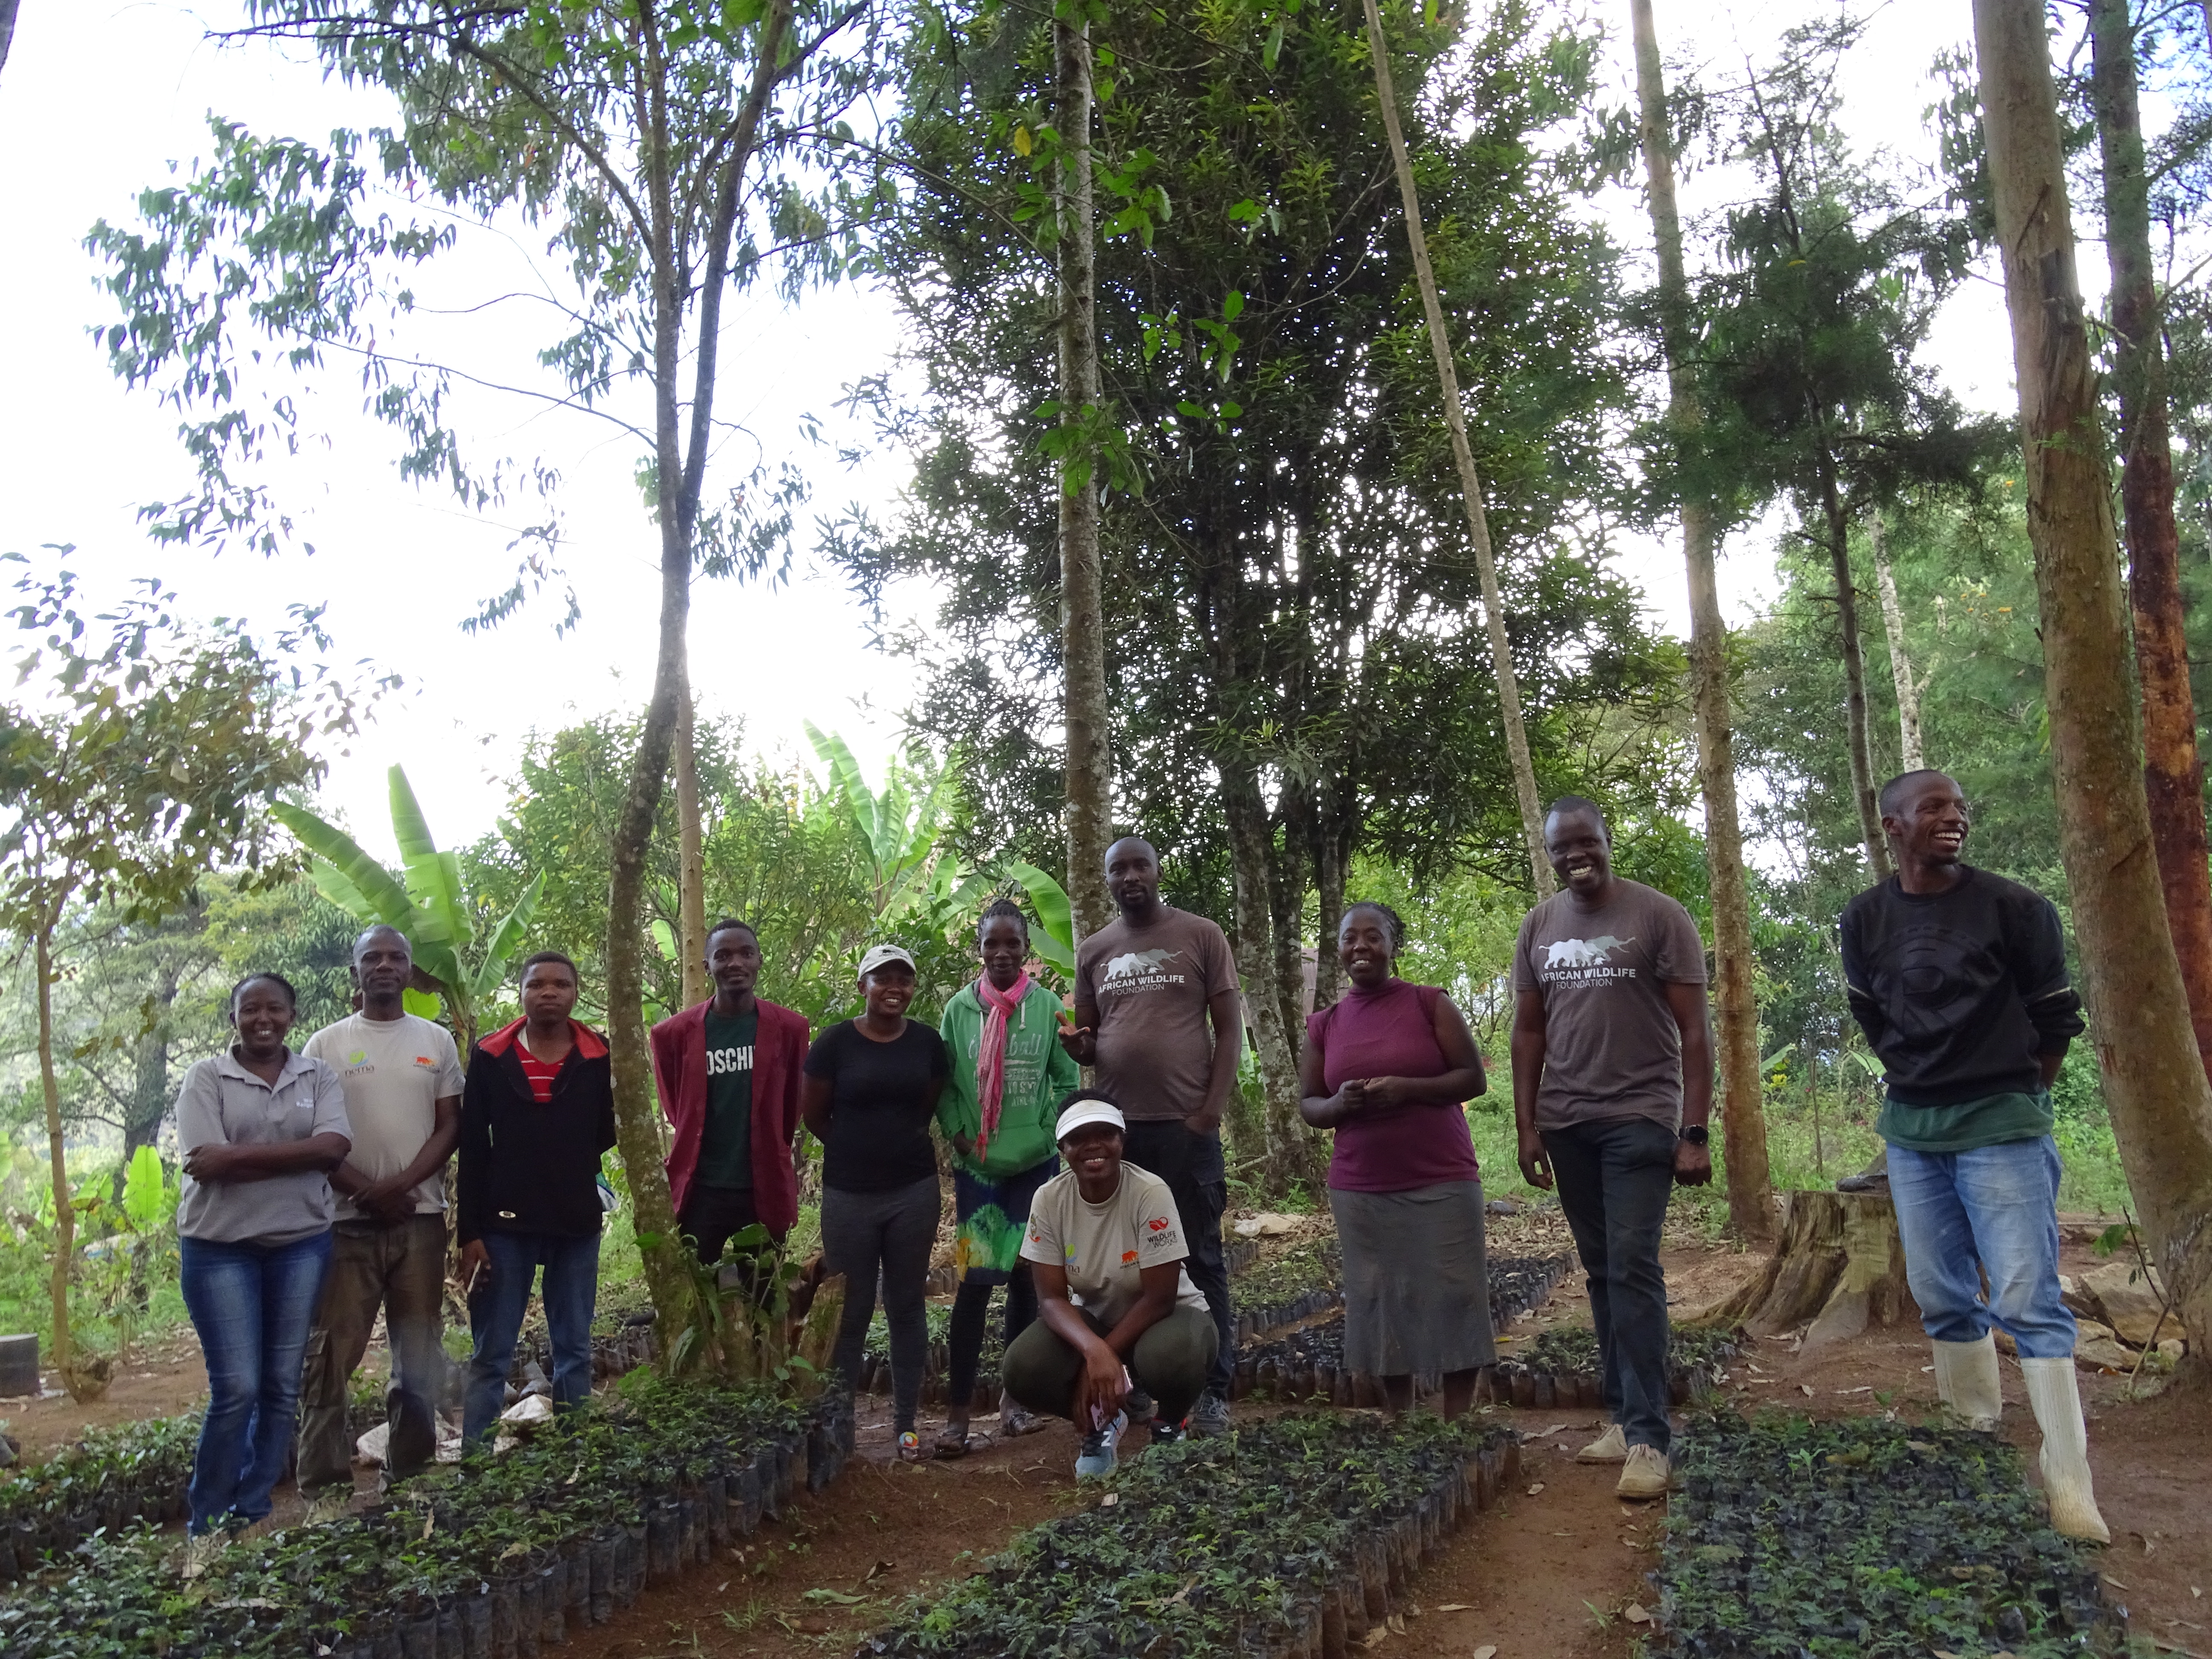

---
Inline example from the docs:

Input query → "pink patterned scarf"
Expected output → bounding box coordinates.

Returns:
[973,971,1031,1163]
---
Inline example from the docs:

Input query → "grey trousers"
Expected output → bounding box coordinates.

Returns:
[822,1177,940,1433]
[296,1214,447,1490]
[1001,1304,1219,1429]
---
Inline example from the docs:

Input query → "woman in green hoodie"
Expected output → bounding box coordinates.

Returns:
[933,897,1080,1455]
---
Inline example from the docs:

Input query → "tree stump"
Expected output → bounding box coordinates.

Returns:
[1696,1190,1918,1348]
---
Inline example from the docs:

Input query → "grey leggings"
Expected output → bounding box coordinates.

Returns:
[822,1177,941,1433]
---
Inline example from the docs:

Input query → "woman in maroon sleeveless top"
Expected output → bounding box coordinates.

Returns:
[1298,902,1495,1419]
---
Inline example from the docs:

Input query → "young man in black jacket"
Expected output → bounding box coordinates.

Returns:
[1840,769,2107,1542]
[457,952,618,1447]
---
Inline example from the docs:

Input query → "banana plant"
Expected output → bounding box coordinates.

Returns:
[803,723,960,921]
[1002,860,1078,978]
[271,765,544,1056]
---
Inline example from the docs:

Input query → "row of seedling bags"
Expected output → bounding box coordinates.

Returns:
[0,1413,200,1584]
[855,1412,1525,1659]
[0,1379,856,1659]
[1652,1412,2120,1657]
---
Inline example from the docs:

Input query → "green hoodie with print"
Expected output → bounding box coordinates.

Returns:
[935,978,1080,1179]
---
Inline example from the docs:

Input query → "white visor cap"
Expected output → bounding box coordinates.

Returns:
[1055,1097,1127,1143]
[857,942,917,979]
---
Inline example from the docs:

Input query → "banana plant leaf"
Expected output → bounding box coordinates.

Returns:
[387,766,467,952]
[270,802,425,936]
[1004,861,1077,977]
[469,871,545,999]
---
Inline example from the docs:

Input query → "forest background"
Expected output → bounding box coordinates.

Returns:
[0,0,2192,1359]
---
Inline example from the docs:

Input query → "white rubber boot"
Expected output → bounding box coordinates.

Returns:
[2020,1356,2111,1544]
[1930,1334,2003,1431]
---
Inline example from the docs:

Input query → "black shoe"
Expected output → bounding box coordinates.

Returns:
[1149,1419,1185,1445]
[1124,1388,1157,1425]
[1837,1148,1890,1195]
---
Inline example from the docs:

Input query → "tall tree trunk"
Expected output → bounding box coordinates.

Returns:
[1632,0,1774,1245]
[1223,766,1316,1195]
[1870,516,1927,771]
[1359,0,1551,896]
[2091,0,2212,1081]
[1311,796,1348,1010]
[1272,780,1310,1056]
[121,955,182,1176]
[37,913,73,1385]
[606,0,792,1348]
[1056,9,1112,942]
[1974,0,2212,1376]
[675,654,709,1011]
[1819,461,1891,879]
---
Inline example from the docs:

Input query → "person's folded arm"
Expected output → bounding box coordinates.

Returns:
[185,1133,352,1184]
[1099,1261,1183,1358]
[1031,1260,1126,1426]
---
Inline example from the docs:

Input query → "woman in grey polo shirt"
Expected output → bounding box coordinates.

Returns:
[175,972,351,1546]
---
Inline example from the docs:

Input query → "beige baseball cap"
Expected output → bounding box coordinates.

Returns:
[858,942,917,978]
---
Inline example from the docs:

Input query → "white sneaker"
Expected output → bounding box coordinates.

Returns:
[1576,1423,1628,1464]
[1615,1444,1670,1499]
[180,1531,223,1580]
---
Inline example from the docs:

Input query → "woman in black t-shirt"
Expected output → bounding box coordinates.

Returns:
[802,942,949,1461]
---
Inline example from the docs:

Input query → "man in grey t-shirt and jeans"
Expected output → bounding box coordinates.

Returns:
[1511,796,1713,1499]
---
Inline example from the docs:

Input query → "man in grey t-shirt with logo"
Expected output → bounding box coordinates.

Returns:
[1511,796,1713,1500]
[296,926,465,1507]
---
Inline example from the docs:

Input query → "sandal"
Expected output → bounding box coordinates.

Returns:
[933,1424,972,1460]
[897,1430,927,1463]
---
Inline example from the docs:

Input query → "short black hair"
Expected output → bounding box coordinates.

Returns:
[228,972,299,1017]
[1878,768,1955,819]
[519,950,579,983]
[979,896,1030,938]
[1544,794,1607,832]
[706,917,758,947]
[352,923,411,963]
[1339,901,1404,949]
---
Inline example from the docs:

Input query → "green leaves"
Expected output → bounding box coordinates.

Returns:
[119,1145,173,1234]
[1001,861,1076,976]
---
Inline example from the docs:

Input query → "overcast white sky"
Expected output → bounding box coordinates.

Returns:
[0,0,2028,864]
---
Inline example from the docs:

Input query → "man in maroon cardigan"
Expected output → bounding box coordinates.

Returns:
[649,918,812,1262]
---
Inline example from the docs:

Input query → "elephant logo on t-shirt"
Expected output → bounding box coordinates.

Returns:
[1103,948,1179,981]
[1544,935,1634,969]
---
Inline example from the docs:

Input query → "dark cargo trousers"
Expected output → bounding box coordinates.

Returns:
[295,1214,448,1490]
[1121,1121,1234,1400]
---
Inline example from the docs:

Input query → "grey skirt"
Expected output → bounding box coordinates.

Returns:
[1329,1179,1497,1377]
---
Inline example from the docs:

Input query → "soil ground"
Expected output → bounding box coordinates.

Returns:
[7,1204,2206,1657]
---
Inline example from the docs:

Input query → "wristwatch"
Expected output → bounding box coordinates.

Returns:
[1680,1123,1709,1147]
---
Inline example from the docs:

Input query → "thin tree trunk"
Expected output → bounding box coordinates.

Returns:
[1359,0,1551,895]
[1056,10,1112,942]
[1312,804,1347,1010]
[675,655,708,1011]
[1271,782,1310,1057]
[37,913,73,1384]
[121,955,181,1178]
[1975,0,2212,1377]
[2091,0,2212,1080]
[1819,462,1891,879]
[606,0,792,1347]
[1223,767,1315,1194]
[1632,0,1775,1245]
[1870,516,1926,771]
[0,0,17,86]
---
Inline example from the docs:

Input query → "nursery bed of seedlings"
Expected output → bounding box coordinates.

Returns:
[0,1413,198,1584]
[1228,1254,1576,1406]
[1652,1413,2119,1659]
[0,1379,856,1659]
[1497,1324,1741,1411]
[856,1412,1522,1658]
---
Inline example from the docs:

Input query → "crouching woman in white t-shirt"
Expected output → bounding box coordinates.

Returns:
[1004,1092,1219,1478]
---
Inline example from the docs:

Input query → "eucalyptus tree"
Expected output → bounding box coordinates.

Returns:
[89,0,893,1339]
[1688,16,1992,882]
[853,0,1656,1187]
[1975,0,2212,1373]
[0,564,348,1398]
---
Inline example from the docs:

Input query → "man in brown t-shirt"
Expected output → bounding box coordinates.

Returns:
[1061,836,1243,1435]
[1511,796,1713,1499]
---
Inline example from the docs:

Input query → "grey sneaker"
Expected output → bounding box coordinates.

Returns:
[1075,1411,1126,1479]
[1123,1388,1157,1424]
[1188,1391,1230,1438]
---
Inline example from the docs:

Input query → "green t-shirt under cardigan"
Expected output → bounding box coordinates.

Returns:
[1877,1089,2054,1154]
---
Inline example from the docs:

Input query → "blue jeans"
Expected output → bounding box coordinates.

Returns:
[1542,1116,1679,1454]
[1889,1135,2076,1359]
[180,1230,334,1534]
[463,1230,601,1446]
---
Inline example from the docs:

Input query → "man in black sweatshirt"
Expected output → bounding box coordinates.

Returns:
[456,952,618,1447]
[1839,768,2107,1542]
